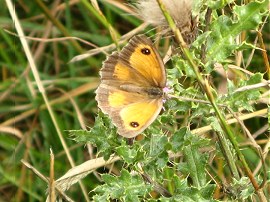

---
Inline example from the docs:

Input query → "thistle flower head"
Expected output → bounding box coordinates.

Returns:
[135,0,196,43]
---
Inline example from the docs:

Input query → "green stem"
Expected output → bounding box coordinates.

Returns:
[156,0,263,195]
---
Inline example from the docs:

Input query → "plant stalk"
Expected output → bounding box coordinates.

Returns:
[156,0,266,200]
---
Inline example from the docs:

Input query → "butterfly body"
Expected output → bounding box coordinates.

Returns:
[95,35,166,138]
[119,84,163,98]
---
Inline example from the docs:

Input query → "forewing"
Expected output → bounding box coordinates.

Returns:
[120,35,166,88]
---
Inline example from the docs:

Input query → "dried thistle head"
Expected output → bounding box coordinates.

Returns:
[135,0,197,44]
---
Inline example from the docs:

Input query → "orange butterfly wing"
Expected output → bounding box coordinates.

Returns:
[96,85,163,137]
[95,35,166,138]
[120,35,166,87]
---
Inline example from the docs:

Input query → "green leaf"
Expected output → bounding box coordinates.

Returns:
[116,144,145,164]
[190,103,214,119]
[200,184,216,200]
[183,145,207,188]
[116,146,137,164]
[225,73,263,111]
[229,177,255,199]
[160,177,217,201]
[174,132,210,190]
[70,112,122,160]
[206,0,269,65]
[192,31,211,49]
[93,169,151,201]
[206,16,239,64]
[183,131,210,148]
[207,117,223,133]
[172,56,197,78]
[233,1,268,30]
[208,0,234,9]
[144,134,170,169]
[170,127,186,152]
[246,72,263,85]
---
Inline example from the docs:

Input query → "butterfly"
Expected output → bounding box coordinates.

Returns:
[95,35,166,138]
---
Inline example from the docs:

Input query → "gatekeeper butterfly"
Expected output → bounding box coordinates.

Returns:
[95,35,166,138]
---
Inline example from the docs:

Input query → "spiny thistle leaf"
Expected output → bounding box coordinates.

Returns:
[93,169,151,202]
[206,0,269,65]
